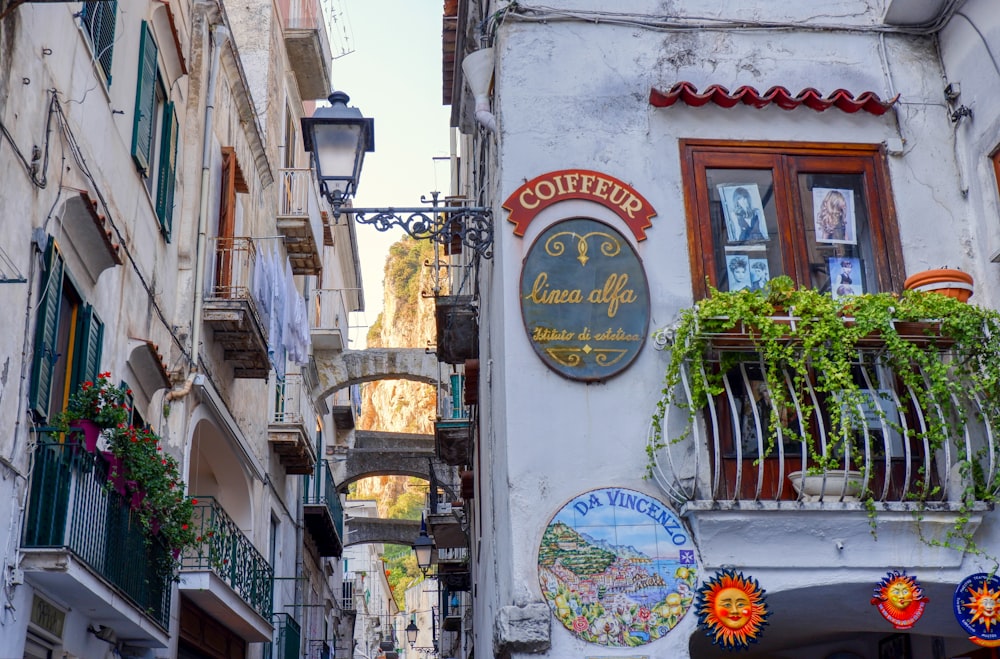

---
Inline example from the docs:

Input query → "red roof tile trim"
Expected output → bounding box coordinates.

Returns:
[649,82,898,116]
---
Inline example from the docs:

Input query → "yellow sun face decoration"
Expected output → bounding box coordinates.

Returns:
[871,570,928,629]
[697,569,770,650]
[955,573,1000,647]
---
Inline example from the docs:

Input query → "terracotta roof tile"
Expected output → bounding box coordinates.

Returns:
[649,81,898,116]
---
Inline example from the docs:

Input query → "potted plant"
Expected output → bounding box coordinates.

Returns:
[105,424,197,566]
[52,372,131,452]
[650,276,1000,547]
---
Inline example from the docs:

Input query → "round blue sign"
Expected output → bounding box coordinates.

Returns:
[954,573,1000,641]
[520,217,649,381]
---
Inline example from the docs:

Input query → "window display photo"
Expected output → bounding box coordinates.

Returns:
[719,184,769,243]
[813,187,857,244]
[829,256,862,298]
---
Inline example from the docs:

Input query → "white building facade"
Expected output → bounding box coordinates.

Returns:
[445,1,1000,657]
[0,1,358,657]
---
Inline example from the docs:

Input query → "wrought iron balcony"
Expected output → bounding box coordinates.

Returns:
[310,287,354,352]
[180,496,274,641]
[264,612,301,659]
[303,460,344,556]
[203,236,270,378]
[269,372,318,474]
[648,336,1000,507]
[21,435,172,642]
[277,0,332,99]
[277,168,324,275]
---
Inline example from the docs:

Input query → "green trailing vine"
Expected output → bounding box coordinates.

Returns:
[650,276,1000,556]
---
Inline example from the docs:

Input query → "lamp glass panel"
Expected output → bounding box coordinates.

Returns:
[313,122,363,193]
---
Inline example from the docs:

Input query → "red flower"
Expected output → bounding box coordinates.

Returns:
[192,498,198,504]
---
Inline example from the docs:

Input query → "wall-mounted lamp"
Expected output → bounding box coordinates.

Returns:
[411,515,436,576]
[405,620,419,647]
[302,91,494,258]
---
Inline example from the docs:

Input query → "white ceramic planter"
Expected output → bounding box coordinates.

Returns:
[788,470,864,502]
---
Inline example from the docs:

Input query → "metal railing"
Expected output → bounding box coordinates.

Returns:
[281,0,329,33]
[264,612,301,659]
[22,434,172,628]
[648,340,1000,505]
[272,373,311,426]
[207,236,258,300]
[342,578,355,611]
[311,288,352,334]
[306,640,333,659]
[181,496,274,620]
[278,168,317,218]
[304,461,344,539]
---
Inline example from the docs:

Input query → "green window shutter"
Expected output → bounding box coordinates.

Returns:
[155,100,178,240]
[131,21,159,175]
[29,240,64,419]
[83,1,117,85]
[70,305,104,395]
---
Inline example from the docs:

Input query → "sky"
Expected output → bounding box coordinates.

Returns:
[326,1,454,348]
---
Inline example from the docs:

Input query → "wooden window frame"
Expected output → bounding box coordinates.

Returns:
[680,139,905,300]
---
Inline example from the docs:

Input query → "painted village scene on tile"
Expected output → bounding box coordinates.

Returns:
[538,488,699,647]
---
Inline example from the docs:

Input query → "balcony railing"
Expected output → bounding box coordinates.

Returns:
[264,612,301,659]
[648,339,1000,505]
[22,435,171,628]
[311,288,354,351]
[203,236,270,378]
[277,0,332,99]
[269,373,317,474]
[276,168,323,275]
[182,497,273,620]
[303,460,344,556]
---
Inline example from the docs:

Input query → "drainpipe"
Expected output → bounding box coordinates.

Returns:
[190,23,229,373]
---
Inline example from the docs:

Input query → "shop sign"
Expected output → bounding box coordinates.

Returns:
[538,487,697,647]
[503,169,657,241]
[954,573,1000,647]
[695,569,770,651]
[520,217,649,381]
[870,570,928,629]
[30,595,64,639]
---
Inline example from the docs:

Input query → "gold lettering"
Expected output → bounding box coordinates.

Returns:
[565,173,580,193]
[608,184,629,207]
[536,180,556,201]
[525,272,584,304]
[580,174,596,194]
[519,188,539,210]
[594,177,612,200]
[621,194,644,219]
[553,174,568,195]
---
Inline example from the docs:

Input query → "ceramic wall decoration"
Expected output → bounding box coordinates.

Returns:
[538,487,697,646]
[870,570,928,629]
[695,569,770,651]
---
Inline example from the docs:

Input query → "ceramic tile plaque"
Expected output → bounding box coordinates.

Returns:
[538,487,697,646]
[520,218,649,381]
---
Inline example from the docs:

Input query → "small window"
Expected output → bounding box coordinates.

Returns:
[680,140,904,299]
[132,21,178,240]
[29,239,104,422]
[81,1,117,85]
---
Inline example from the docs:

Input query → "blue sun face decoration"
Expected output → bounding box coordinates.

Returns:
[696,569,770,651]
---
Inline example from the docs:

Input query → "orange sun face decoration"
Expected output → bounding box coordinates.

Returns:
[955,573,1000,647]
[697,569,770,650]
[871,570,928,629]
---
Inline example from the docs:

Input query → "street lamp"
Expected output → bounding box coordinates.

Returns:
[412,516,435,576]
[301,90,494,258]
[300,91,374,207]
[405,620,419,648]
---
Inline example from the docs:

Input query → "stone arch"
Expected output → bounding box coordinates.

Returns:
[186,415,254,530]
[313,348,442,402]
[343,517,422,548]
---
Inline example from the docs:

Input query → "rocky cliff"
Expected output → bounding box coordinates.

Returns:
[352,237,441,511]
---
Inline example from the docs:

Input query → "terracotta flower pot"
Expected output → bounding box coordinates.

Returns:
[903,268,974,302]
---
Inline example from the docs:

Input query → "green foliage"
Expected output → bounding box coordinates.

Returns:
[651,277,1000,555]
[383,543,423,610]
[384,237,435,323]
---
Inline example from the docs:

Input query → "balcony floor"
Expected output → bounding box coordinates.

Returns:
[21,548,169,646]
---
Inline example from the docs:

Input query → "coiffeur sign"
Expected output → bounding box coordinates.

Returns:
[504,169,657,241]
